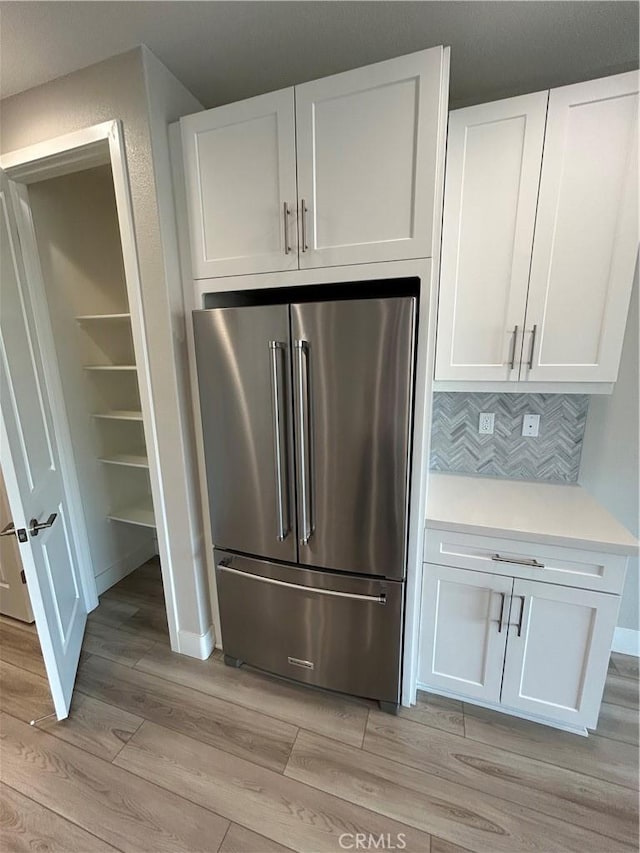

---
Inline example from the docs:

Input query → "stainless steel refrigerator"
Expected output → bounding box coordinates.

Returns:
[193,294,415,710]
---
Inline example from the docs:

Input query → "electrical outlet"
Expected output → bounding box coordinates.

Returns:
[478,412,495,435]
[522,413,540,437]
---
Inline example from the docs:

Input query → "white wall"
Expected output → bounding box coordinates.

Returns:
[580,268,639,645]
[29,166,157,591]
[0,48,212,649]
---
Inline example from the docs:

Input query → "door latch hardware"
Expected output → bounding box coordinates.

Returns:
[1,522,28,542]
[20,569,26,585]
[29,513,57,537]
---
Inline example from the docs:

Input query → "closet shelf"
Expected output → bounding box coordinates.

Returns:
[76,313,131,322]
[93,410,144,422]
[107,501,155,529]
[84,364,138,371]
[99,452,149,469]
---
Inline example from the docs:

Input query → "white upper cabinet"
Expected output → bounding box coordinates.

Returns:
[181,88,298,278]
[435,92,548,381]
[295,49,446,268]
[524,72,639,382]
[180,48,448,278]
[435,70,639,387]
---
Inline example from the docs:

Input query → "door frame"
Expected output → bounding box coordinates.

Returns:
[0,121,180,650]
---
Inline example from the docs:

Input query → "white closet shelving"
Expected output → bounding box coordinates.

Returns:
[77,296,155,531]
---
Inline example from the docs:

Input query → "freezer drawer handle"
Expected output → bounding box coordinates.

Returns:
[295,340,313,546]
[269,341,290,542]
[218,563,387,604]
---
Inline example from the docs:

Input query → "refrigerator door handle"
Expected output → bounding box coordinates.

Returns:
[295,339,313,545]
[269,341,289,541]
[218,563,386,604]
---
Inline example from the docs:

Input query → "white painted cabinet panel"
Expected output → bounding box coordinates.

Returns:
[524,72,639,382]
[435,93,548,381]
[295,48,446,269]
[419,564,512,702]
[501,579,619,729]
[181,89,298,278]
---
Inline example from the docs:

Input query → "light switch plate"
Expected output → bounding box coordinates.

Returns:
[522,413,540,437]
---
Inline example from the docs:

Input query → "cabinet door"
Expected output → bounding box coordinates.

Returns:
[435,93,548,381]
[181,89,298,278]
[419,564,513,702]
[501,580,620,729]
[524,72,639,382]
[295,48,447,269]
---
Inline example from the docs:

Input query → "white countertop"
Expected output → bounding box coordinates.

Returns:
[426,472,638,555]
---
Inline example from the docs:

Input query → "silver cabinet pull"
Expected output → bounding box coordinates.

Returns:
[0,522,16,538]
[492,554,544,568]
[300,199,308,252]
[283,202,291,254]
[218,563,386,604]
[29,513,57,537]
[507,325,518,371]
[492,592,507,633]
[527,324,538,369]
[295,340,313,545]
[269,342,289,542]
[511,595,526,637]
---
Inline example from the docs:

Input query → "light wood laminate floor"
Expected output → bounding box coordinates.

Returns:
[1,558,638,852]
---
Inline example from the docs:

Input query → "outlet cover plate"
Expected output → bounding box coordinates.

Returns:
[479,412,495,435]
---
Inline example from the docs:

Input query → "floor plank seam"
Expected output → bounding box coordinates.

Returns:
[215,820,232,853]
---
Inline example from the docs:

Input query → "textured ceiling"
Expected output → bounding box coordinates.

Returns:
[1,1,638,108]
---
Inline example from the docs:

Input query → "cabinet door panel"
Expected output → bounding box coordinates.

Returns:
[181,89,298,278]
[419,564,512,702]
[524,72,639,382]
[296,48,447,268]
[501,580,620,729]
[435,92,548,381]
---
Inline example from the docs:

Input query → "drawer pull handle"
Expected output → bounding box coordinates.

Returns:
[492,554,544,569]
[218,563,386,604]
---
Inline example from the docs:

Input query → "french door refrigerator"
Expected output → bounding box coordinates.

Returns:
[193,294,415,710]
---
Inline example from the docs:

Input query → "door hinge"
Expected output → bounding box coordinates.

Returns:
[20,569,26,584]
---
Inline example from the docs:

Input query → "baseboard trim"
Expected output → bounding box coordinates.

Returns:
[177,625,216,660]
[94,540,158,597]
[612,627,640,657]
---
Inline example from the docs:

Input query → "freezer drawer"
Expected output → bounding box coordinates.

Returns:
[215,550,403,703]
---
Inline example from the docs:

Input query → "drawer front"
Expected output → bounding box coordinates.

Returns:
[424,528,627,594]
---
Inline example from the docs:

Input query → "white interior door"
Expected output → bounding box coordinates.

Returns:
[500,579,620,729]
[0,170,87,719]
[418,564,513,702]
[295,48,447,268]
[181,88,298,278]
[523,71,639,383]
[435,92,548,381]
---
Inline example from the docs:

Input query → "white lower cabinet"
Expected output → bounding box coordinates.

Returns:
[419,546,623,733]
[500,580,619,729]
[419,565,513,703]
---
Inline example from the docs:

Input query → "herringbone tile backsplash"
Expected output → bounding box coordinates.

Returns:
[430,393,590,482]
